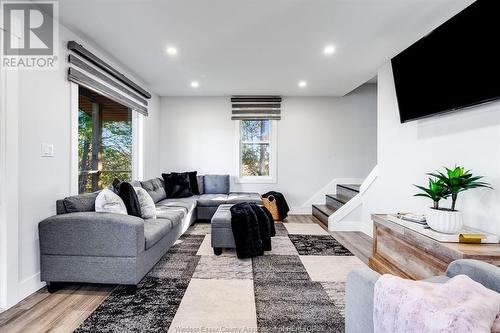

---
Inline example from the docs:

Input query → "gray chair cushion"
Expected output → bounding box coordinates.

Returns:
[447,259,500,293]
[227,192,262,204]
[196,194,228,207]
[203,175,230,194]
[143,219,173,250]
[155,206,186,226]
[63,192,98,213]
[346,266,380,333]
[140,178,166,203]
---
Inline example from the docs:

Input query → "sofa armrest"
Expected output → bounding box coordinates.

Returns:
[39,212,145,257]
[446,259,500,293]
[345,266,380,333]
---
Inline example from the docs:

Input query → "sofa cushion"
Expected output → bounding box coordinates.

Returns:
[63,192,98,213]
[155,206,186,227]
[227,192,262,204]
[156,196,198,212]
[143,219,173,250]
[140,178,166,203]
[197,194,228,207]
[203,175,230,194]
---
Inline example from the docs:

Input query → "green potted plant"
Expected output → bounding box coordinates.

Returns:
[414,178,449,210]
[415,166,492,234]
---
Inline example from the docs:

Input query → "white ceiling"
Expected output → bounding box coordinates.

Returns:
[59,0,474,97]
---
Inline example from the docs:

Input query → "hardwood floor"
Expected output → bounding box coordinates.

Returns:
[285,215,372,264]
[0,215,372,333]
[0,285,113,333]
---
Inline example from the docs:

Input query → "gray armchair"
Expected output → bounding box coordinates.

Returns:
[345,259,500,333]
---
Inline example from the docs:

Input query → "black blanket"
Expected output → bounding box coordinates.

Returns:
[230,202,275,259]
[262,191,290,220]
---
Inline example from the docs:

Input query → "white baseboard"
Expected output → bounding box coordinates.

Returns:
[18,272,45,301]
[288,206,312,215]
[297,177,365,212]
[359,222,372,237]
[328,220,372,237]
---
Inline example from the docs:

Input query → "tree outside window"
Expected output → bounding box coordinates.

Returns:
[240,120,271,177]
[78,87,132,193]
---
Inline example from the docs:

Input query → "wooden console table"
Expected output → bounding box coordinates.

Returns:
[369,214,500,280]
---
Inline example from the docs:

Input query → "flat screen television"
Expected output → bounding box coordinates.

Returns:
[391,0,500,123]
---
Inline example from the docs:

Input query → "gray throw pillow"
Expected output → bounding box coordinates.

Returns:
[140,178,166,203]
[134,187,157,219]
[197,175,204,194]
[203,175,230,194]
[63,192,98,213]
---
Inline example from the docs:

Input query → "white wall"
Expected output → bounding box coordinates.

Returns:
[362,62,500,235]
[159,84,377,212]
[1,22,161,308]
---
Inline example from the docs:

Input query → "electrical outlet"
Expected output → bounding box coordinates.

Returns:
[41,143,54,157]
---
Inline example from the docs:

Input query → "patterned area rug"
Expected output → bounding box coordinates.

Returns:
[289,234,354,256]
[74,222,364,333]
[75,234,204,332]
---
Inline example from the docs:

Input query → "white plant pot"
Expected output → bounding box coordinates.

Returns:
[426,207,463,234]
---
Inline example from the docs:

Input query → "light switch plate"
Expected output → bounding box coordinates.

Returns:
[41,143,54,157]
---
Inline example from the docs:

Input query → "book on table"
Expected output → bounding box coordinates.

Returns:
[387,214,499,244]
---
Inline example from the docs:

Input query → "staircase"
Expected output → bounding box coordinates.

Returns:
[312,184,360,227]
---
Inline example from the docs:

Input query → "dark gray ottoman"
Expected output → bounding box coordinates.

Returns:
[211,204,235,255]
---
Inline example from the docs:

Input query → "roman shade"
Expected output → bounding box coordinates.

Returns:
[67,41,150,116]
[231,95,281,120]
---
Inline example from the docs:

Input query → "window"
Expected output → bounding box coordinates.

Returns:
[237,119,277,183]
[78,86,133,193]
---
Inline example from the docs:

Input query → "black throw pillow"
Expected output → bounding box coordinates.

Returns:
[162,172,193,198]
[188,171,199,195]
[161,173,174,197]
[112,179,142,217]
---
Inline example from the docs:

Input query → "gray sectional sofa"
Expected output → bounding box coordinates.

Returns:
[38,174,261,291]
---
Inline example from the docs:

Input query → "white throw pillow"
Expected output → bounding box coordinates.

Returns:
[95,189,127,215]
[134,187,157,219]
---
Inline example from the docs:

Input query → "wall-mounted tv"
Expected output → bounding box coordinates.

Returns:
[392,0,500,123]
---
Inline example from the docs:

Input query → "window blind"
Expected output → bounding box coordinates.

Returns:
[67,41,150,116]
[231,95,281,120]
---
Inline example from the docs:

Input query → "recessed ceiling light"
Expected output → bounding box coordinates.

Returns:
[323,45,335,55]
[166,46,178,56]
[190,81,199,88]
[298,80,307,88]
